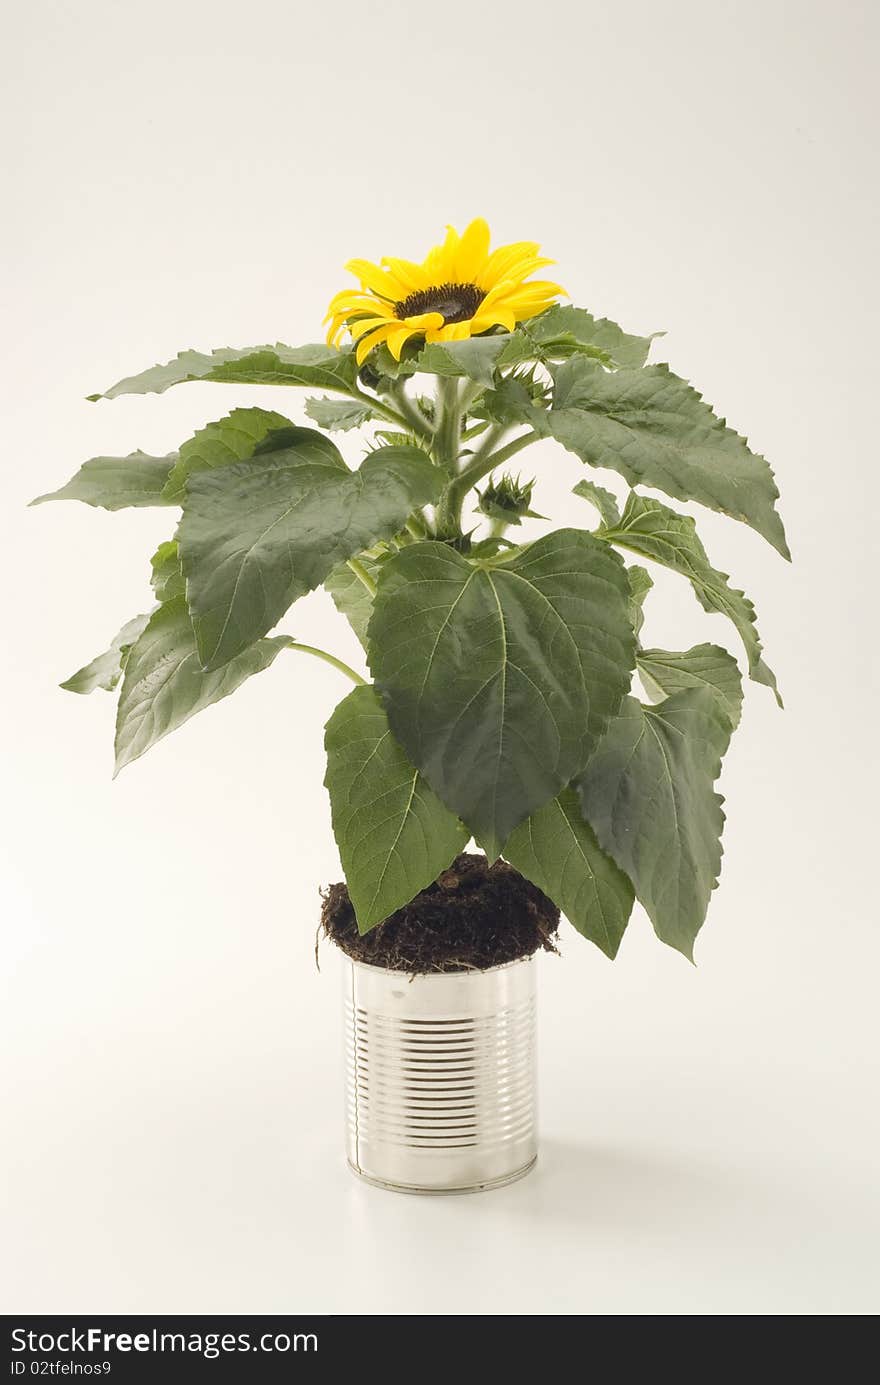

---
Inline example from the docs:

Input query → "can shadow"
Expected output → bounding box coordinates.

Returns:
[504,1136,784,1232]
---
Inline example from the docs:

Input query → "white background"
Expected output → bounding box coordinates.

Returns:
[2,0,878,1316]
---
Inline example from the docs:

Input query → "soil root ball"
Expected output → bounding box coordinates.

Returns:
[321,853,560,974]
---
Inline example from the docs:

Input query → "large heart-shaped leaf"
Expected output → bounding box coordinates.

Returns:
[638,644,743,729]
[114,597,288,773]
[324,685,469,932]
[31,453,176,510]
[367,530,636,858]
[576,690,733,960]
[177,440,442,671]
[162,407,293,502]
[600,492,780,703]
[533,358,789,558]
[88,342,359,401]
[504,787,634,958]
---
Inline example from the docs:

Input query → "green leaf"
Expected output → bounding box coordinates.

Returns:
[626,564,653,636]
[576,691,733,960]
[538,358,789,558]
[573,478,621,528]
[324,555,386,651]
[479,376,542,426]
[149,541,185,603]
[304,397,373,432]
[162,407,293,502]
[504,787,634,958]
[114,597,287,772]
[637,644,743,730]
[600,492,780,703]
[416,336,510,387]
[31,453,175,510]
[367,530,636,858]
[60,614,151,694]
[501,306,656,370]
[324,685,469,932]
[88,343,359,402]
[364,342,420,380]
[177,441,443,671]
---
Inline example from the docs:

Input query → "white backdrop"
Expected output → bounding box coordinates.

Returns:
[2,0,877,1315]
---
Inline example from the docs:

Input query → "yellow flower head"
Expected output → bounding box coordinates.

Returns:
[324,218,565,366]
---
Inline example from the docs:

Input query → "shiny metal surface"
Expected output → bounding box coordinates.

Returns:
[344,956,537,1194]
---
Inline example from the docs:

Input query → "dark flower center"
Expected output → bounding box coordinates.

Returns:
[395,281,486,325]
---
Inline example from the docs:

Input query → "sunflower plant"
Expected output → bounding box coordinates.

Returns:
[35,219,788,961]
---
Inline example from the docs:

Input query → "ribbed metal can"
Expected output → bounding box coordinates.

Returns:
[343,956,537,1194]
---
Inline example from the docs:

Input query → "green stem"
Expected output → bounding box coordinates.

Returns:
[434,377,462,472]
[350,388,409,430]
[461,420,491,442]
[346,557,377,595]
[453,429,539,498]
[386,380,433,440]
[435,425,539,537]
[459,380,485,416]
[283,640,366,686]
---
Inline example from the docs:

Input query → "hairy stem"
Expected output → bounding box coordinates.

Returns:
[455,429,540,494]
[435,425,541,537]
[434,377,462,472]
[349,388,408,430]
[386,379,434,440]
[487,515,512,540]
[458,380,486,415]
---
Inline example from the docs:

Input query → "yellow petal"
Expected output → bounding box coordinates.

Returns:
[515,302,556,324]
[505,279,566,298]
[355,322,398,365]
[453,217,491,282]
[323,291,386,321]
[401,311,445,331]
[385,324,419,360]
[349,314,395,341]
[477,246,553,291]
[423,224,460,282]
[470,306,517,333]
[433,321,475,342]
[380,257,430,295]
[326,312,377,346]
[477,279,517,310]
[345,257,406,302]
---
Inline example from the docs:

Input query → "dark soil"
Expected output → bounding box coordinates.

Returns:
[321,853,559,974]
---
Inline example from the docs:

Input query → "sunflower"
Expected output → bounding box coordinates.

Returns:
[324,218,565,366]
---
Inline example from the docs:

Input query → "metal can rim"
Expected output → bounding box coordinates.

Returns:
[345,954,537,982]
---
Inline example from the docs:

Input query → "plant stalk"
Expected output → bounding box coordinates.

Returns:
[283,641,367,686]
[386,380,434,441]
[434,378,462,473]
[346,558,377,595]
[435,427,539,538]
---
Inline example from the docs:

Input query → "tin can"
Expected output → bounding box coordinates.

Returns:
[343,956,537,1194]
